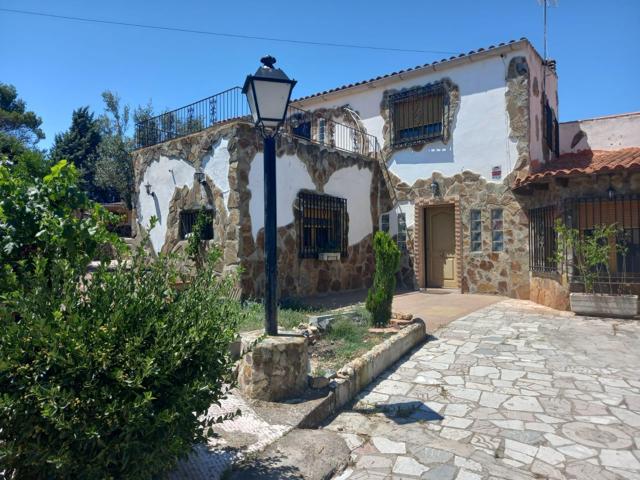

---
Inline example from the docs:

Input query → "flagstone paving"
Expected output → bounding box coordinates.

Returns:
[327,299,640,479]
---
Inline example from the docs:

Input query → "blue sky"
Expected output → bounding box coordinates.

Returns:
[1,0,639,149]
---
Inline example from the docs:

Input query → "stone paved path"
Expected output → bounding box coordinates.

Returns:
[327,299,640,479]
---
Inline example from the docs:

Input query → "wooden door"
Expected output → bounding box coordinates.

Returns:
[427,206,457,288]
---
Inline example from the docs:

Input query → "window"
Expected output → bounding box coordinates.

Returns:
[298,192,348,258]
[318,118,326,145]
[179,209,214,240]
[470,210,482,252]
[397,213,407,251]
[566,195,640,281]
[491,209,504,252]
[380,213,390,233]
[543,97,559,156]
[529,206,557,272]
[390,83,447,148]
[291,112,311,140]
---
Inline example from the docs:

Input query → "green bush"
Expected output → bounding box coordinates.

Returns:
[0,158,118,294]
[0,160,242,478]
[366,231,401,327]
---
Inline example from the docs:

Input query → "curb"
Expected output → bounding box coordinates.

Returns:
[298,319,427,428]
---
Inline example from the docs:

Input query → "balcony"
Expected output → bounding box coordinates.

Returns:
[134,87,380,162]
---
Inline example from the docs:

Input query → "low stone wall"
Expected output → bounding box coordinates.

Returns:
[530,273,570,311]
[237,333,309,402]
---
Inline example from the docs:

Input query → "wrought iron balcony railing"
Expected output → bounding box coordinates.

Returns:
[134,87,249,149]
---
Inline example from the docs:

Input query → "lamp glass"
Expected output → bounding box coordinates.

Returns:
[251,79,293,127]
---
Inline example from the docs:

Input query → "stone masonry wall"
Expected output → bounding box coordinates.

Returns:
[233,124,383,299]
[523,170,640,310]
[132,121,382,300]
[390,170,531,299]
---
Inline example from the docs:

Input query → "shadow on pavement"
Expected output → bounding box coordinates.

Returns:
[229,455,304,480]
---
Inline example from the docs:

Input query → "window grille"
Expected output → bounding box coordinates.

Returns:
[470,209,482,252]
[566,195,640,281]
[397,213,407,251]
[390,84,447,148]
[491,209,504,252]
[529,205,557,272]
[179,209,214,240]
[298,192,348,258]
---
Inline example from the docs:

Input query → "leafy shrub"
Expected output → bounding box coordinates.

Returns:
[554,220,627,294]
[366,231,401,327]
[0,158,118,295]
[0,160,242,478]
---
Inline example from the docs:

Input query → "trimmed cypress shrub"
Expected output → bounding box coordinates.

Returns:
[366,231,401,327]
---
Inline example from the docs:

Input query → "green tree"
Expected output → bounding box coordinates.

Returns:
[0,83,45,159]
[366,231,401,327]
[50,106,103,199]
[94,91,153,207]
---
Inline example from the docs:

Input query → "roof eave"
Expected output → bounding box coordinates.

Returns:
[292,38,533,106]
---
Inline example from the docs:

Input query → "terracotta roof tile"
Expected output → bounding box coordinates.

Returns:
[515,147,640,187]
[292,39,530,103]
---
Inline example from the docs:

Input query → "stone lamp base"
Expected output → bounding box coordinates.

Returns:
[238,332,309,401]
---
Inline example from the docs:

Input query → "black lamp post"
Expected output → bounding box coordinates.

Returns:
[243,56,296,336]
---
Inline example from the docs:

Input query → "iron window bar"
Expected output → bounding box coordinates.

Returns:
[528,205,558,273]
[389,83,448,149]
[179,209,214,241]
[563,194,640,286]
[297,191,348,259]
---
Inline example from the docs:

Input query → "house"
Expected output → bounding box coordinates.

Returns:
[131,38,640,309]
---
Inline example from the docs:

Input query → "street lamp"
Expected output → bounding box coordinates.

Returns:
[243,56,296,336]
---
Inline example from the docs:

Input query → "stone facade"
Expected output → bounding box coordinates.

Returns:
[388,170,531,299]
[132,120,383,299]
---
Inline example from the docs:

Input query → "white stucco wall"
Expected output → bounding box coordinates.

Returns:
[247,153,316,239]
[138,156,195,253]
[559,112,640,154]
[247,153,374,245]
[324,165,373,245]
[137,138,231,253]
[201,138,231,208]
[295,47,533,185]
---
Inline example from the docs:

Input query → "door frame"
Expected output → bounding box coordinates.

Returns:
[414,198,463,290]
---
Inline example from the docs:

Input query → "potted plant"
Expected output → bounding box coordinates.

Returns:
[555,221,638,318]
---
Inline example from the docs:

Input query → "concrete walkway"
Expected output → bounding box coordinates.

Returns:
[302,288,505,334]
[392,290,504,333]
[327,299,640,479]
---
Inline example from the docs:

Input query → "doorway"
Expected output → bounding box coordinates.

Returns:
[425,204,457,288]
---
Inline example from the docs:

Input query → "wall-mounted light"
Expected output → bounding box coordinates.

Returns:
[144,181,153,196]
[430,180,441,198]
[194,169,206,184]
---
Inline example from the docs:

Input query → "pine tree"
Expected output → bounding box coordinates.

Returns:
[50,107,103,200]
[0,83,45,159]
